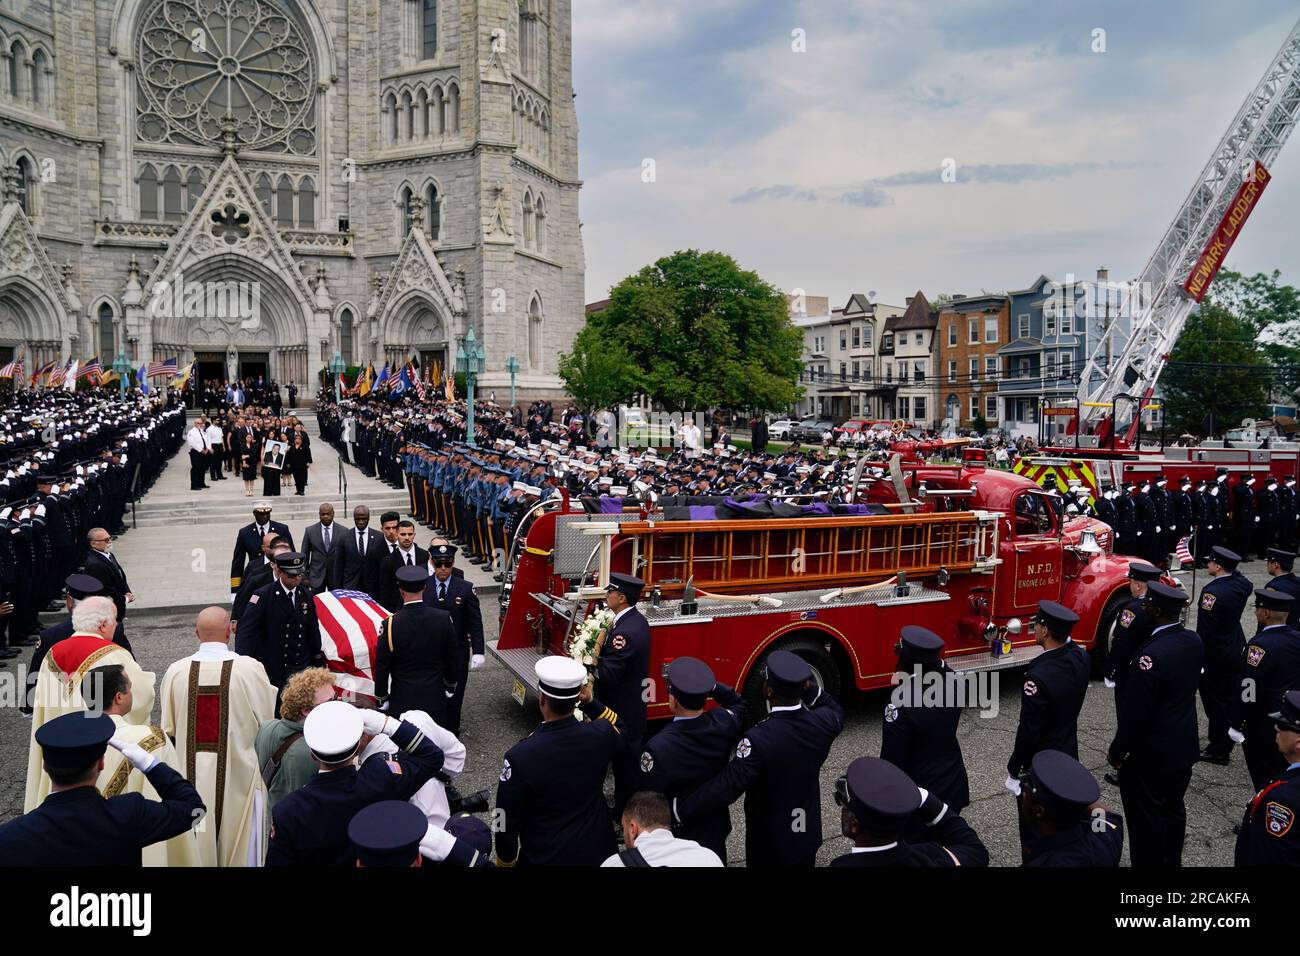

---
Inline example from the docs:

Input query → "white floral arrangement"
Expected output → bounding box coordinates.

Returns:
[569,605,614,667]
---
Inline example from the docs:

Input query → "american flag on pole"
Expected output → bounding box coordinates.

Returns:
[314,589,392,703]
[1176,534,1193,566]
[47,360,70,388]
[0,357,22,378]
[76,357,102,381]
[146,358,179,378]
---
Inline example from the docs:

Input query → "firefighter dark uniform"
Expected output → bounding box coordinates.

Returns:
[1279,477,1298,552]
[1108,582,1203,867]
[596,572,651,816]
[375,565,459,724]
[229,508,293,592]
[1105,562,1162,687]
[1257,477,1281,556]
[1133,481,1159,563]
[1232,474,1257,560]
[1234,690,1300,866]
[422,545,484,734]
[1020,750,1123,867]
[1172,477,1195,554]
[1196,547,1254,762]
[1198,479,1227,564]
[638,657,745,862]
[1095,485,1118,532]
[233,552,323,690]
[829,757,988,867]
[674,651,845,867]
[1115,485,1138,556]
[0,712,204,867]
[1008,601,1090,777]
[1230,591,1300,790]
[1150,477,1174,565]
[882,626,970,812]
[1264,548,1300,628]
[267,704,447,866]
[495,657,624,867]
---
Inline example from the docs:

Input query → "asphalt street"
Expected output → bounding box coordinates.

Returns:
[0,559,1275,865]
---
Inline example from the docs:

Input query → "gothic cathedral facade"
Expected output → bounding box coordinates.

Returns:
[0,0,583,397]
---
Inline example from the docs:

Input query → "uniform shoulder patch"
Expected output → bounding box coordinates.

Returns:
[611,634,627,651]
[1200,591,1217,610]
[1119,609,1135,628]
[385,759,403,775]
[499,758,512,782]
[1138,655,1154,671]
[640,751,654,772]
[1023,680,1038,697]
[1246,645,1266,667]
[884,702,899,723]
[249,594,260,605]
[735,737,752,759]
[1266,801,1294,837]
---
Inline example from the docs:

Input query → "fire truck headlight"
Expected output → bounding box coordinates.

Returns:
[1006,617,1023,635]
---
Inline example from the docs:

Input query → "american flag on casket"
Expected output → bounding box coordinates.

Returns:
[314,589,391,704]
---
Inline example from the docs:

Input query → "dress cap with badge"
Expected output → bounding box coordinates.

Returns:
[430,544,457,562]
[896,625,944,664]
[1035,600,1080,638]
[1209,545,1242,570]
[1254,587,1294,612]
[65,573,105,600]
[1266,548,1297,570]
[763,649,812,696]
[348,800,427,867]
[1271,689,1300,733]
[274,551,307,575]
[835,756,919,834]
[35,711,116,773]
[396,565,429,590]
[604,572,644,602]
[535,655,586,700]
[1025,749,1099,819]
[1144,580,1188,611]
[303,699,364,763]
[665,656,715,709]
[1127,562,1163,582]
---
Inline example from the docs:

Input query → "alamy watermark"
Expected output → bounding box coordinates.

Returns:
[148,271,262,331]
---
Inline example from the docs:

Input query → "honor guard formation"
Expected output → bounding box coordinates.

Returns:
[1,384,1298,871]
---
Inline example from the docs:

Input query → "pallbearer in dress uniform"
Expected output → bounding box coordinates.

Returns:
[1006,601,1090,782]
[1229,588,1300,790]
[1105,562,1161,688]
[637,656,745,863]
[422,544,484,735]
[234,551,323,692]
[0,712,204,866]
[348,799,488,868]
[1262,548,1300,627]
[374,565,459,725]
[1196,546,1254,765]
[230,502,293,593]
[1019,750,1123,866]
[828,756,988,867]
[595,572,651,816]
[882,626,969,813]
[1234,690,1300,866]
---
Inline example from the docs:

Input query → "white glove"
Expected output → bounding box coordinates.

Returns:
[1255,516,1260,523]
[109,736,159,773]
[1004,774,1022,796]
[419,825,456,862]
[470,654,485,670]
[360,710,397,737]
[916,786,930,807]
[1156,526,1162,533]
[1136,531,1143,537]
[1103,677,1116,689]
[1228,728,1246,744]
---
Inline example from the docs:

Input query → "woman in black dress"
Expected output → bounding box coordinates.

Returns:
[285,431,312,496]
[240,430,259,497]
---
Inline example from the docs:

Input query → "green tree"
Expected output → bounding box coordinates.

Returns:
[971,412,988,435]
[557,325,636,413]
[1162,301,1271,433]
[576,250,804,413]
[1207,268,1300,394]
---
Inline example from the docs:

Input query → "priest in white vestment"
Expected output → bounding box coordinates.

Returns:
[24,596,154,812]
[160,606,277,867]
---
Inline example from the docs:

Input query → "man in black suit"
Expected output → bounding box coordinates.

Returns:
[422,544,482,734]
[234,552,322,690]
[80,527,132,623]
[300,502,338,592]
[374,565,459,723]
[332,505,383,591]
[377,520,428,612]
[362,510,402,599]
[595,572,652,816]
[0,712,204,866]
[230,502,293,593]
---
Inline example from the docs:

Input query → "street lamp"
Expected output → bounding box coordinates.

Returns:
[329,351,345,400]
[456,328,486,447]
[505,354,519,409]
[112,348,131,397]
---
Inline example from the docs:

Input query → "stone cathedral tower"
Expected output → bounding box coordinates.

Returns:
[0,0,583,399]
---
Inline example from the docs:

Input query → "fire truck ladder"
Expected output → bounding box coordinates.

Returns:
[1072,17,1300,446]
[614,511,1000,597]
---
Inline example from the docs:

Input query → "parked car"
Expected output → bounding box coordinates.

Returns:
[793,418,835,442]
[767,419,797,440]
[833,419,872,436]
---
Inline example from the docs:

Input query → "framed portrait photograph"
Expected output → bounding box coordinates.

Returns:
[262,438,288,471]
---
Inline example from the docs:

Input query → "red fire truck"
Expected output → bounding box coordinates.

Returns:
[488,460,1137,718]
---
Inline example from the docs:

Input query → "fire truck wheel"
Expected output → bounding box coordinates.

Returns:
[743,637,842,721]
[1091,591,1129,680]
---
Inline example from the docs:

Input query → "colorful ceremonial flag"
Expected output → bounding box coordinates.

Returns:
[389,364,412,399]
[171,361,194,389]
[314,589,392,702]
[375,363,391,391]
[1176,534,1193,566]
[358,362,373,397]
[77,357,102,383]
[137,362,150,395]
[32,360,55,388]
[0,357,22,379]
[48,360,70,388]
[413,370,428,402]
[444,371,455,402]
[147,358,179,378]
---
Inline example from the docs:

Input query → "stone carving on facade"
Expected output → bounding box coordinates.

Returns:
[486,180,513,240]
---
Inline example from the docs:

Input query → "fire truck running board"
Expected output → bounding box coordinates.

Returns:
[488,641,546,703]
[943,644,1045,673]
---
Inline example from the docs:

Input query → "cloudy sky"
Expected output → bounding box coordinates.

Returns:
[572,0,1300,310]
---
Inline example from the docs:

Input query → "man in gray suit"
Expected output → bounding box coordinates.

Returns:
[331,504,383,591]
[301,502,338,593]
